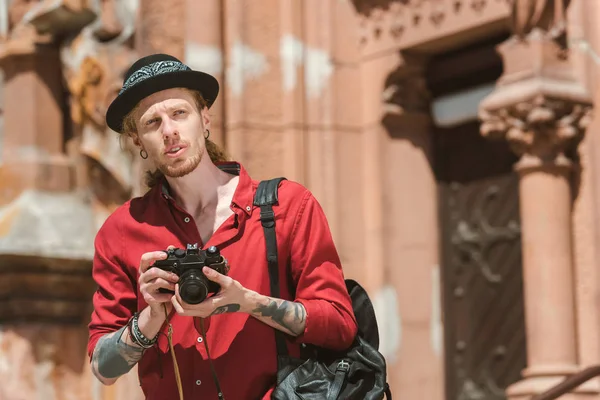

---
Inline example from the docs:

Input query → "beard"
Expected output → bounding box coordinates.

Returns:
[156,144,203,178]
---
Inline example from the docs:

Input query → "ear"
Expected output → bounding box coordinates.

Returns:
[200,107,211,131]
[130,132,141,147]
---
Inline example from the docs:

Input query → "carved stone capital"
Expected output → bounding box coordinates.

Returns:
[382,55,431,129]
[480,96,592,170]
[479,29,593,172]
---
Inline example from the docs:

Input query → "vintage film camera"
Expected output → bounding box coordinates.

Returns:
[151,244,229,304]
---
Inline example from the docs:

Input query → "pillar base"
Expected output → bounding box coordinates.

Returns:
[506,365,600,400]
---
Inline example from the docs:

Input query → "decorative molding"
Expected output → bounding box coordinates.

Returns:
[0,255,95,323]
[353,0,511,54]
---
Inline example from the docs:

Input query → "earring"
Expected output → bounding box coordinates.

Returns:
[204,129,210,139]
[140,149,148,159]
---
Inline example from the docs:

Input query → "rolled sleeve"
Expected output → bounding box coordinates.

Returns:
[87,214,137,359]
[289,191,357,351]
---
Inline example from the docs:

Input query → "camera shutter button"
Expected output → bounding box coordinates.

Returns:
[174,249,186,257]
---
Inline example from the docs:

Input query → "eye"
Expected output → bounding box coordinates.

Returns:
[174,109,186,116]
[145,118,158,126]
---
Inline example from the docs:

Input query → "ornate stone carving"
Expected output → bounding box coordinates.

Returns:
[350,0,397,16]
[382,57,431,117]
[24,0,96,37]
[61,0,141,221]
[354,0,511,48]
[511,0,571,48]
[480,96,591,169]
[479,16,592,171]
[0,0,49,53]
[451,184,521,284]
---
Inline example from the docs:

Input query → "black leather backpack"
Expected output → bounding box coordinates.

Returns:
[253,178,393,400]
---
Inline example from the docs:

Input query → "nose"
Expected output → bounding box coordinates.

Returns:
[160,117,179,140]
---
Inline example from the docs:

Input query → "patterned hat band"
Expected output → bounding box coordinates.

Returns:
[119,60,192,95]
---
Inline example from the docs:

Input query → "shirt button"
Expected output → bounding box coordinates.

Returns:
[197,336,203,343]
[184,217,190,223]
[196,380,202,386]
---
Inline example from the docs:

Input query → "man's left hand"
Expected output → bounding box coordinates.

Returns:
[171,266,254,317]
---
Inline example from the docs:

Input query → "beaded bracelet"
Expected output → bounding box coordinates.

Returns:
[128,312,158,349]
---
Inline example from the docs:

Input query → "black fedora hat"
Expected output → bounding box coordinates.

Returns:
[106,53,219,133]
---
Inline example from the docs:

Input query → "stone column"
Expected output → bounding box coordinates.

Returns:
[479,30,594,399]
[381,55,444,400]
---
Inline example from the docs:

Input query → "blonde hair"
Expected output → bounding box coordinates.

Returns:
[121,88,229,188]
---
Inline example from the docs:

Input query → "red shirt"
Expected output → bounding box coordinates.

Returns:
[88,162,357,399]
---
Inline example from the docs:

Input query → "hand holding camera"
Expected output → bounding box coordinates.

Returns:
[138,249,180,314]
[150,243,230,305]
[140,243,247,318]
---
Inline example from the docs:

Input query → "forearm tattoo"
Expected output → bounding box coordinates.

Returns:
[91,326,144,380]
[252,299,306,336]
[211,303,241,315]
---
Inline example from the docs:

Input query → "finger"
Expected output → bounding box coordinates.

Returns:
[140,268,179,285]
[140,283,173,304]
[148,278,176,292]
[174,283,184,305]
[202,267,231,286]
[139,251,168,273]
[171,295,185,314]
[166,244,176,250]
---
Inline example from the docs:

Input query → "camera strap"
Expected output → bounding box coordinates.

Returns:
[198,317,225,399]
[162,305,226,400]
[163,304,184,400]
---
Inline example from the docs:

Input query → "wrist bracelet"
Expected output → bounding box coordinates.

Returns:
[129,312,158,349]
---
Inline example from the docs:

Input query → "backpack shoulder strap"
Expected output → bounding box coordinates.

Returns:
[253,177,288,358]
[253,177,287,283]
[254,178,286,207]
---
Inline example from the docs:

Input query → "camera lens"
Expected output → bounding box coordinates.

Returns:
[179,271,208,304]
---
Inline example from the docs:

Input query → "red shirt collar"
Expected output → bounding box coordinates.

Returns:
[155,161,255,216]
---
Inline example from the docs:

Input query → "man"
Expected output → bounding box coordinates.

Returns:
[88,53,358,399]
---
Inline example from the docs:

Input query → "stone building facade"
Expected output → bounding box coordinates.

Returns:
[1,0,600,399]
